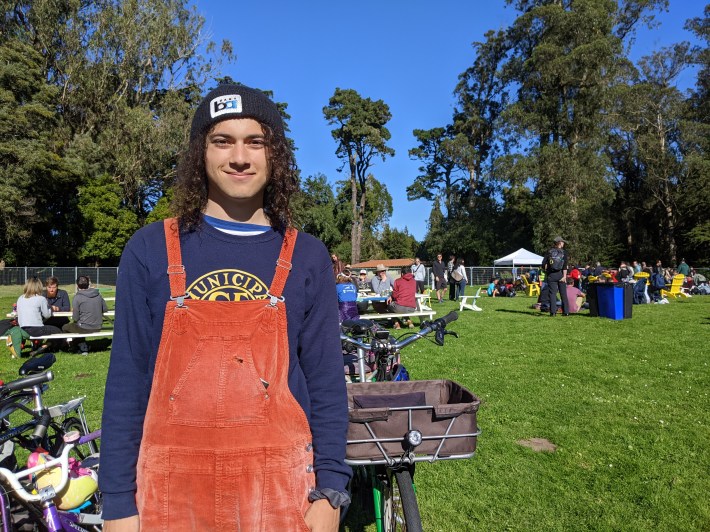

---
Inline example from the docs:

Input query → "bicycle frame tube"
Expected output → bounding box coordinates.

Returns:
[371,467,384,532]
[0,486,11,532]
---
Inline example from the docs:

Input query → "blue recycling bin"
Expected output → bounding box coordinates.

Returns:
[595,283,632,320]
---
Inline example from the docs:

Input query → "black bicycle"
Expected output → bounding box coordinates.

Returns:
[341,311,481,532]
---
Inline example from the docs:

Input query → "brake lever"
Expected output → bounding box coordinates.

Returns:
[445,330,459,338]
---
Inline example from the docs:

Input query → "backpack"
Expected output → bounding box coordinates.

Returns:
[547,248,565,271]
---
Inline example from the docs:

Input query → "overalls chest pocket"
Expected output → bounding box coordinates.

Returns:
[167,335,270,427]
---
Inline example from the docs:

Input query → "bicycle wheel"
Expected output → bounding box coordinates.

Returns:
[380,467,422,532]
[44,417,99,461]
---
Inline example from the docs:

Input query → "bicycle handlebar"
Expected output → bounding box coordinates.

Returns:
[0,371,53,396]
[0,442,75,503]
[341,311,459,351]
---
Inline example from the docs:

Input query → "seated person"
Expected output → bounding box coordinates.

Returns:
[487,277,501,297]
[336,270,359,322]
[356,269,371,314]
[387,266,417,329]
[43,276,71,328]
[62,275,108,354]
[568,266,581,288]
[16,277,61,354]
[371,264,394,313]
[564,278,587,313]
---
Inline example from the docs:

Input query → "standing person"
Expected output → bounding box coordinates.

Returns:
[632,260,641,274]
[411,257,426,294]
[542,236,570,316]
[453,258,468,298]
[331,253,345,278]
[100,84,349,531]
[43,276,71,328]
[387,266,417,329]
[61,275,108,354]
[447,254,457,301]
[677,258,690,277]
[432,253,447,303]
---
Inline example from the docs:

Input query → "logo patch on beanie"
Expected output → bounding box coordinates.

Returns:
[210,94,243,119]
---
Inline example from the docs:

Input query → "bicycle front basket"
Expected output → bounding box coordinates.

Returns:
[346,379,480,462]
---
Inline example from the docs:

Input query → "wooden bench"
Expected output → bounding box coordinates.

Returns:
[359,310,436,324]
[459,287,483,312]
[2,331,114,343]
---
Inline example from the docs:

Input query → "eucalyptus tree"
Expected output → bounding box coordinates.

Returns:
[495,0,666,261]
[615,45,692,263]
[323,88,394,264]
[681,6,710,263]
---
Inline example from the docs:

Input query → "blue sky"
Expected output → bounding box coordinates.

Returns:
[197,0,703,241]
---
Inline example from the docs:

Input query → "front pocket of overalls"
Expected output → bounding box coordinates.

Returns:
[168,336,269,427]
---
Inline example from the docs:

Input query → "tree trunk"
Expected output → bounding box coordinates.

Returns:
[349,154,360,264]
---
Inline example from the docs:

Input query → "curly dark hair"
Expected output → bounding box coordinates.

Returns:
[171,121,298,232]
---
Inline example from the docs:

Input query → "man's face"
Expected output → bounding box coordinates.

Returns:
[415,258,420,265]
[378,270,386,278]
[359,273,366,280]
[331,254,338,263]
[46,284,58,297]
[437,255,442,262]
[204,118,269,213]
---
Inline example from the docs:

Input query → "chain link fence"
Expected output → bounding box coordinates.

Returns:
[1,265,707,291]
[0,267,118,288]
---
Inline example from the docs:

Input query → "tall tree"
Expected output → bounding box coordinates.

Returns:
[1,0,234,264]
[0,38,82,264]
[323,88,394,264]
[680,6,710,263]
[453,29,509,199]
[607,43,694,263]
[407,126,465,217]
[492,0,665,260]
[291,173,341,252]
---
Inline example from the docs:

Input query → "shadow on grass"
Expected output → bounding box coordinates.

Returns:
[494,309,590,317]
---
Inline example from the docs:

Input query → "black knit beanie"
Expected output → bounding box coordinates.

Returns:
[189,83,284,142]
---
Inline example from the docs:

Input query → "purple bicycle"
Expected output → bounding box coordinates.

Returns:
[0,430,102,531]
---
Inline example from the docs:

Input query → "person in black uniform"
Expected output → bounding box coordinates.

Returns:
[542,236,569,316]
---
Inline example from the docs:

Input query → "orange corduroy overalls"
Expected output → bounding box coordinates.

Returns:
[136,218,314,531]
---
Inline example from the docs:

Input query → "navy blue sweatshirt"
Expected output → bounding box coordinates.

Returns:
[100,220,350,519]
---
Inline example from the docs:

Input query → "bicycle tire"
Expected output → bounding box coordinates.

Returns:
[44,417,99,461]
[381,468,422,532]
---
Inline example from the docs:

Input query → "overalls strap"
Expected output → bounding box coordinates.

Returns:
[163,218,186,304]
[268,228,298,300]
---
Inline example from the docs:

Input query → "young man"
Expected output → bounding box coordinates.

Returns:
[411,257,426,294]
[431,253,447,303]
[43,276,71,328]
[387,266,417,329]
[447,254,457,301]
[101,84,349,531]
[542,236,569,316]
[62,275,108,354]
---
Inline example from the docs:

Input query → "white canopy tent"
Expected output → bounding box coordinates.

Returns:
[493,248,543,275]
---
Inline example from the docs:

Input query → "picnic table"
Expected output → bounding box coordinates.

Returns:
[355,292,436,324]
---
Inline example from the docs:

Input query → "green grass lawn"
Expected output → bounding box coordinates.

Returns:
[1,286,708,531]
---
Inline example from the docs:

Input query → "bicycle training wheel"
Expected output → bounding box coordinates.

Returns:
[380,467,422,532]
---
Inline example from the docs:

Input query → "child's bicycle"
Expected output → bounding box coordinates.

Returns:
[340,311,481,532]
[0,429,102,531]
